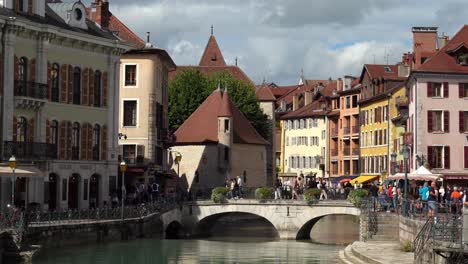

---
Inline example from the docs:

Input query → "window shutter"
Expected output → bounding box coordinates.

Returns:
[59,121,67,159]
[87,124,93,160]
[89,69,95,106]
[460,111,465,133]
[82,68,88,106]
[427,146,433,168]
[46,120,50,144]
[427,82,433,97]
[102,72,108,107]
[47,62,52,101]
[443,82,449,98]
[465,146,468,169]
[28,118,34,142]
[68,65,73,104]
[444,111,450,133]
[60,64,68,103]
[459,83,464,98]
[81,123,88,160]
[30,58,36,82]
[12,116,17,142]
[101,125,107,160]
[67,121,72,159]
[393,139,397,152]
[427,111,433,132]
[444,146,450,169]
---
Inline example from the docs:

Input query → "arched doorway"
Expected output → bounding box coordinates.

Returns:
[48,173,59,211]
[68,173,80,210]
[89,174,100,209]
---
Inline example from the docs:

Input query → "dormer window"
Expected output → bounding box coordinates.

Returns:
[384,66,392,72]
[74,8,83,20]
[457,54,468,65]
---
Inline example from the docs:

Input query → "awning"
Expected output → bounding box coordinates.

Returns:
[331,176,358,183]
[350,175,379,185]
[388,166,442,181]
[0,165,44,178]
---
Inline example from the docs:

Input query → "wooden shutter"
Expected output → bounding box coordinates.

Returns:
[427,146,433,168]
[47,62,52,101]
[465,146,468,169]
[444,111,450,133]
[59,121,67,159]
[89,69,95,106]
[68,65,73,104]
[12,117,17,142]
[87,124,93,160]
[46,120,50,143]
[60,64,67,103]
[427,111,433,132]
[102,72,108,107]
[444,146,450,169]
[427,82,433,97]
[82,68,88,105]
[460,111,465,133]
[393,139,397,152]
[443,82,449,98]
[28,118,34,142]
[459,83,464,98]
[81,123,88,160]
[67,121,72,159]
[30,58,36,82]
[101,125,107,160]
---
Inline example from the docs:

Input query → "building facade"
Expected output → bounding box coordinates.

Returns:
[0,0,129,210]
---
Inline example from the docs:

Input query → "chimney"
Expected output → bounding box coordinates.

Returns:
[292,94,299,111]
[144,32,153,48]
[398,64,410,77]
[336,78,342,92]
[304,91,312,106]
[94,0,110,28]
[412,26,438,68]
[439,35,450,49]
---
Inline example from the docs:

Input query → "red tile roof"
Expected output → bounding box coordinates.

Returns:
[255,84,276,101]
[169,65,254,85]
[269,85,297,98]
[199,35,226,67]
[276,80,333,107]
[218,89,233,117]
[415,25,468,74]
[174,89,268,145]
[280,100,329,119]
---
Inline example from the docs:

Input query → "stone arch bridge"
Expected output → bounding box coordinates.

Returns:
[162,200,361,240]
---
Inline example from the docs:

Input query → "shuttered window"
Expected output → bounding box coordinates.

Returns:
[460,111,468,133]
[465,146,468,169]
[123,100,137,126]
[73,67,81,105]
[51,63,60,102]
[124,65,137,86]
[94,71,101,107]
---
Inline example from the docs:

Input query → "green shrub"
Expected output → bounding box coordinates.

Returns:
[255,187,274,200]
[211,187,228,203]
[400,240,413,252]
[303,188,321,203]
[347,189,369,207]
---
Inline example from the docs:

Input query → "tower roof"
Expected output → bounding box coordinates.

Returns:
[174,90,268,145]
[199,34,226,67]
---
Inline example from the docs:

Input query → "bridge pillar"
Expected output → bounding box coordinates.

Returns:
[277,229,298,240]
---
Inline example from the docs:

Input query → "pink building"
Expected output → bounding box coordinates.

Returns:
[407,26,468,182]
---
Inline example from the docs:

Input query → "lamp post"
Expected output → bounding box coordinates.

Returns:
[9,156,16,207]
[120,161,127,222]
[402,146,410,217]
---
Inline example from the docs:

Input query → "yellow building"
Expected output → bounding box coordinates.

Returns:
[389,87,409,174]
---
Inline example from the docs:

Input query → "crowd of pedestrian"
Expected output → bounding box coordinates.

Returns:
[225,176,243,199]
[111,182,161,208]
[273,176,354,200]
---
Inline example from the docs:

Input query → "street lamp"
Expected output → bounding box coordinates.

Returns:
[9,156,16,207]
[402,146,410,217]
[120,161,127,222]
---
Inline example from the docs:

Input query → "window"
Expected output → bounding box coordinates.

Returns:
[73,67,81,105]
[125,64,137,86]
[461,83,468,98]
[62,178,67,201]
[94,71,101,107]
[72,122,80,160]
[461,111,468,132]
[123,144,136,163]
[18,57,28,83]
[16,117,27,142]
[465,146,468,169]
[51,120,59,153]
[51,63,60,102]
[224,146,229,161]
[429,146,444,169]
[93,124,100,161]
[431,82,442,97]
[430,111,443,132]
[123,100,137,126]
[346,97,350,109]
[224,119,229,132]
[83,179,88,201]
[383,129,387,145]
[352,95,358,108]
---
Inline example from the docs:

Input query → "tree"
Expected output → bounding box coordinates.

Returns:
[169,69,270,139]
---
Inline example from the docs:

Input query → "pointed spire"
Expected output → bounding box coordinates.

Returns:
[219,83,233,117]
[199,29,226,67]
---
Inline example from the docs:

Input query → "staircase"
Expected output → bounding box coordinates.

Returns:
[368,213,399,241]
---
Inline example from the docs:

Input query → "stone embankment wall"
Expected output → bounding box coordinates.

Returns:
[399,216,424,243]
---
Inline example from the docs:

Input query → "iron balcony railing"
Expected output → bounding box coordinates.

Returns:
[3,141,57,161]
[331,149,338,156]
[352,126,359,134]
[343,148,350,155]
[343,127,350,135]
[331,128,338,137]
[14,80,48,100]
[352,148,359,155]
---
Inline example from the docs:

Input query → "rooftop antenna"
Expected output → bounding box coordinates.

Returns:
[211,25,213,35]
[235,57,238,66]
[146,32,150,43]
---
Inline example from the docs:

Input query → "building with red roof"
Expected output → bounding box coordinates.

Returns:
[170,88,268,190]
[407,25,468,181]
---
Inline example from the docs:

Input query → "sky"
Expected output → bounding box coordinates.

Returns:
[84,0,468,85]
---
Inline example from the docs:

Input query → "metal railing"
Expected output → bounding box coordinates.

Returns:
[361,198,378,240]
[414,217,433,262]
[14,80,48,100]
[2,141,57,161]
[343,127,350,135]
[343,148,350,156]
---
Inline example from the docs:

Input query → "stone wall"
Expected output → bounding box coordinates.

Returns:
[399,216,424,243]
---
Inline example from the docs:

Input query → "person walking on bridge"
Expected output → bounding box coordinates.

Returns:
[236,175,243,199]
[274,178,282,200]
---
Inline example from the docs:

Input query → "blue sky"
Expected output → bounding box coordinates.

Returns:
[83,0,468,85]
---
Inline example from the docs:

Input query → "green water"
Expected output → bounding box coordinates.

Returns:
[33,215,359,264]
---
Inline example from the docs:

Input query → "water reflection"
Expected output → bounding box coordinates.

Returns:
[310,215,360,245]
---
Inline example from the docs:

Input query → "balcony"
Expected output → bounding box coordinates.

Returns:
[343,148,350,156]
[395,96,409,109]
[331,128,338,138]
[2,141,57,161]
[343,127,350,135]
[331,149,338,156]
[352,126,359,134]
[14,80,48,100]
[352,148,359,155]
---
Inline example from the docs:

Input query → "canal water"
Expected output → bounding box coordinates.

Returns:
[33,215,359,264]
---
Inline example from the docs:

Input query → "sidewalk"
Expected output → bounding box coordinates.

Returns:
[339,241,414,264]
